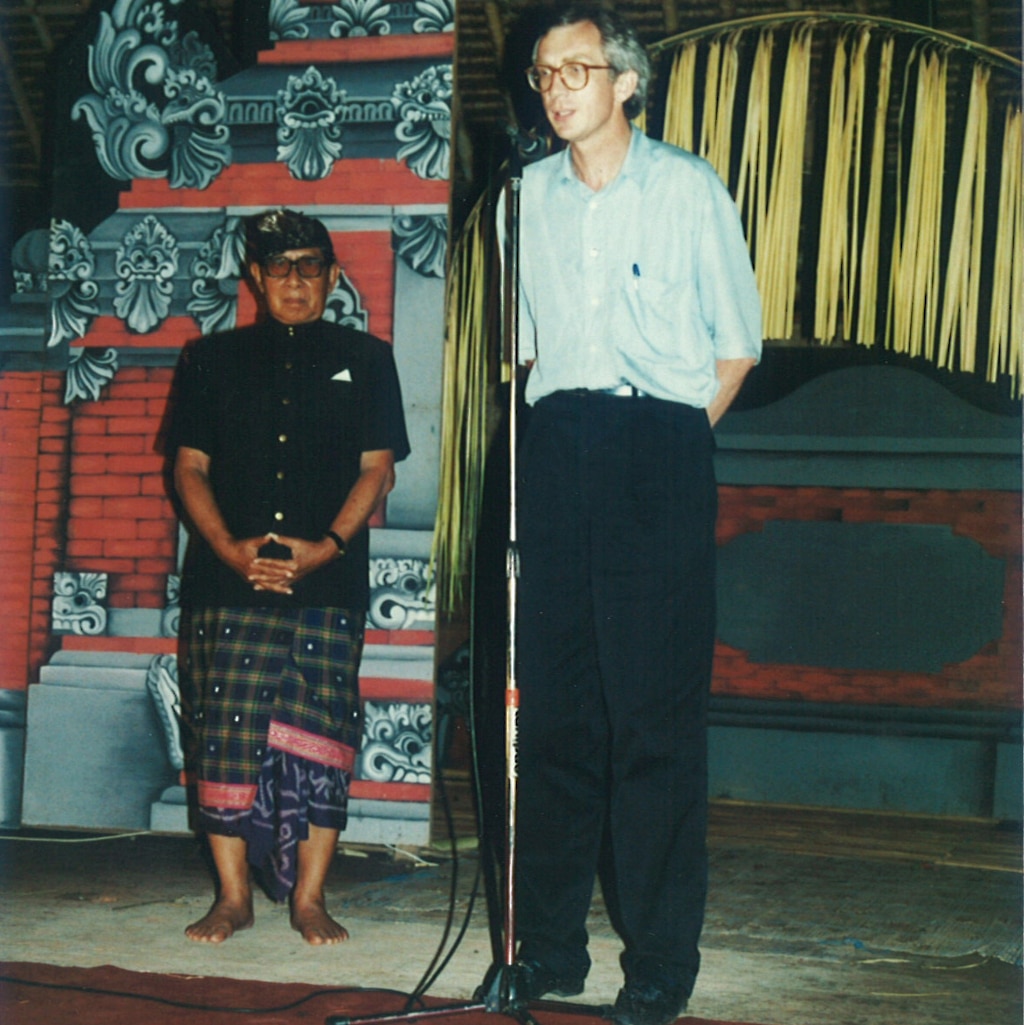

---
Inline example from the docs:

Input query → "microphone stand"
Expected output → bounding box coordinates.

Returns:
[327,137,595,1025]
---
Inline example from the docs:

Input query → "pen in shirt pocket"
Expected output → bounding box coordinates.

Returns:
[632,263,641,291]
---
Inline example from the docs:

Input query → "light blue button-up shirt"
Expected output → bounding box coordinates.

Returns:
[510,128,763,408]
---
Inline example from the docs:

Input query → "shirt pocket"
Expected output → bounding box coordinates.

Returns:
[625,273,697,363]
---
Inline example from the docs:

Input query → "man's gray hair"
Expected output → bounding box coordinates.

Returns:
[534,3,651,121]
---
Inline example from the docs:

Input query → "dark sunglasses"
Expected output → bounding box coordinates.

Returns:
[263,254,328,279]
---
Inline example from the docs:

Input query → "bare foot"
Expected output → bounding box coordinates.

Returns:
[291,898,349,945]
[185,897,254,943]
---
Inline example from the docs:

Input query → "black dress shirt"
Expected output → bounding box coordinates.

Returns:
[169,317,410,610]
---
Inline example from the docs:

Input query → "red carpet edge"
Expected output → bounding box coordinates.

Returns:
[0,962,765,1025]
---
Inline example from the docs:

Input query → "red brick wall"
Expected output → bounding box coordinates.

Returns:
[713,486,1022,710]
[64,366,178,612]
[337,232,397,342]
[0,374,44,690]
[30,375,72,687]
[0,371,74,690]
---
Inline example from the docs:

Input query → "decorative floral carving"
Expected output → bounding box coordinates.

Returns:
[330,0,392,37]
[113,215,180,333]
[71,0,231,189]
[161,67,232,188]
[323,267,369,332]
[65,348,119,404]
[269,0,310,41]
[187,219,244,334]
[393,214,447,278]
[368,557,434,631]
[52,572,108,636]
[48,220,100,347]
[359,701,432,784]
[146,654,184,770]
[162,574,181,638]
[392,64,452,180]
[276,66,345,181]
[412,0,454,33]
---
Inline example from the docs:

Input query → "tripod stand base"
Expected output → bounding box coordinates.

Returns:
[474,960,540,1015]
[324,964,607,1025]
[325,1002,488,1025]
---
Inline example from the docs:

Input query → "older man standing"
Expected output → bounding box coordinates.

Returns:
[169,209,409,945]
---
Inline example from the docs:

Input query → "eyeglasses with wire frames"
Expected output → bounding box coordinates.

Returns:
[525,62,613,93]
[262,254,329,279]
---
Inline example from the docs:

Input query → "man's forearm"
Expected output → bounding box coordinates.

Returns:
[326,456,396,545]
[289,454,396,578]
[174,450,236,557]
[707,357,756,427]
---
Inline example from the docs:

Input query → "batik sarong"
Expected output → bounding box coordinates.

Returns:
[183,606,364,900]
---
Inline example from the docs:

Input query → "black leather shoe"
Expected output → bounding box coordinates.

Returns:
[512,958,586,1000]
[475,958,585,1004]
[606,982,688,1025]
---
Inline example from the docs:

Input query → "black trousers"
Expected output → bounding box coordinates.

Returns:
[514,390,717,997]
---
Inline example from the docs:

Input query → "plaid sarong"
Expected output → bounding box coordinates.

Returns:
[182,606,364,900]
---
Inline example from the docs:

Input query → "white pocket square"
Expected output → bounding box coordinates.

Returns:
[331,369,352,382]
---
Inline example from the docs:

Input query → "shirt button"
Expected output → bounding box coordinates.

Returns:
[278,433,287,443]
[284,361,293,370]
[282,397,290,405]
[276,471,285,480]
[274,511,284,522]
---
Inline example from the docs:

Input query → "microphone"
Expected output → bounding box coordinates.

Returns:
[501,122,547,173]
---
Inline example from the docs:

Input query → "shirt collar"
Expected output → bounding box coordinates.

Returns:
[266,316,323,343]
[557,125,646,191]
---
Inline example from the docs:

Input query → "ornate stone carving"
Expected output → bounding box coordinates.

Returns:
[359,701,432,784]
[187,219,244,334]
[113,215,180,333]
[392,64,452,180]
[52,572,108,636]
[71,0,231,189]
[276,66,345,181]
[269,0,310,41]
[412,0,454,33]
[65,348,119,405]
[162,574,181,639]
[367,557,434,631]
[330,0,393,37]
[146,654,184,771]
[48,220,99,348]
[323,267,369,332]
[393,214,447,278]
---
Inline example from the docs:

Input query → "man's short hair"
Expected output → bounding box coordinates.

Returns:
[245,209,336,265]
[536,3,651,121]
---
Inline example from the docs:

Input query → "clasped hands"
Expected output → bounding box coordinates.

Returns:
[220,532,336,596]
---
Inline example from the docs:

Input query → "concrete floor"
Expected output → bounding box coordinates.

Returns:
[0,799,1020,1025]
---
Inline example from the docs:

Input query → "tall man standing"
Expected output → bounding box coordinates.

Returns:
[169,209,409,945]
[496,6,762,1023]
